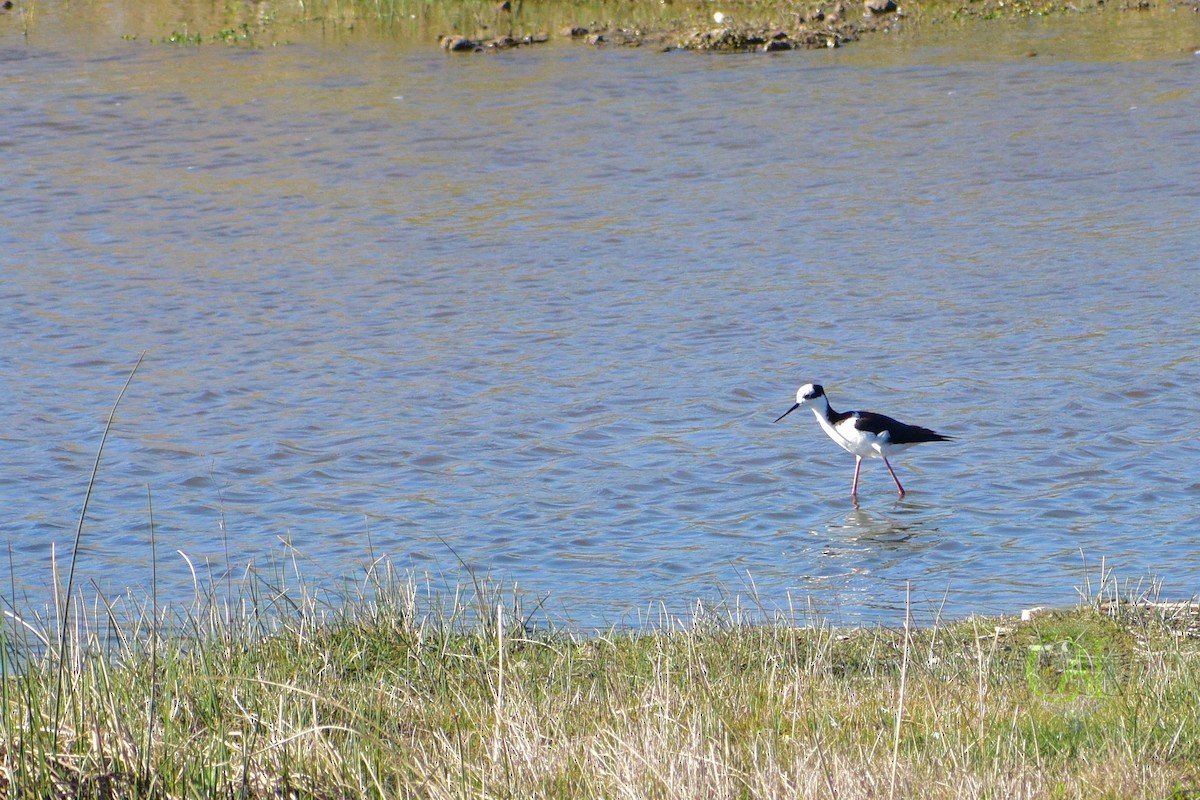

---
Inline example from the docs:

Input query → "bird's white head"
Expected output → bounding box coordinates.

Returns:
[774,382,826,423]
[796,383,825,405]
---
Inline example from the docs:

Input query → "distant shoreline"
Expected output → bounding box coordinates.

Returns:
[6,0,1197,54]
[437,0,1199,53]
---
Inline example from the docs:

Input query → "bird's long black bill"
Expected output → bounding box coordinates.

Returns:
[774,403,800,423]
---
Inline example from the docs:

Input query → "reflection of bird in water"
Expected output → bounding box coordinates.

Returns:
[838,508,916,542]
[775,383,952,498]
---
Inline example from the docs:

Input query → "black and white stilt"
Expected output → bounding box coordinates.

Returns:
[774,383,952,498]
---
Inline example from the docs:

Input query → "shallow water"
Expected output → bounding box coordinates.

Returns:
[2,4,1199,628]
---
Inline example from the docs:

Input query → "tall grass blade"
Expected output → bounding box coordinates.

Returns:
[52,350,147,736]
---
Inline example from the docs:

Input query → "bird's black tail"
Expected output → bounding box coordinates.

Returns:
[893,424,953,445]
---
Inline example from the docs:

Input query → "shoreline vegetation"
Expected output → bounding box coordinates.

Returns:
[433,0,1199,52]
[3,556,1200,798]
[6,0,1200,52]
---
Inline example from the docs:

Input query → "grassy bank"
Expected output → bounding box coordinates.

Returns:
[3,559,1199,799]
[9,0,1194,52]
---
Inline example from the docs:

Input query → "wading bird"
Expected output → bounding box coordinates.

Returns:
[774,383,952,498]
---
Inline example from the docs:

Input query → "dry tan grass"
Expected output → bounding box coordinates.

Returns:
[3,561,1200,799]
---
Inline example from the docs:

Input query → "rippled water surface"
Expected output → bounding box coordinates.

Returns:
[3,7,1199,627]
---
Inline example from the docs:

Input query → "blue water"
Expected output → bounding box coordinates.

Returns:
[2,11,1199,628]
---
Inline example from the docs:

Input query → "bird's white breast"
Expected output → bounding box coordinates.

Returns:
[815,411,904,459]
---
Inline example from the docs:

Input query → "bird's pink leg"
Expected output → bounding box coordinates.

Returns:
[883,457,906,496]
[851,456,863,497]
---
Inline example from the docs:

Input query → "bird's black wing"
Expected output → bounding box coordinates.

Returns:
[853,411,953,444]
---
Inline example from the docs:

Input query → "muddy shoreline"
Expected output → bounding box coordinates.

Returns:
[441,0,1200,52]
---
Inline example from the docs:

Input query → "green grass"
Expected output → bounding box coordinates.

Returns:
[4,555,1200,799]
